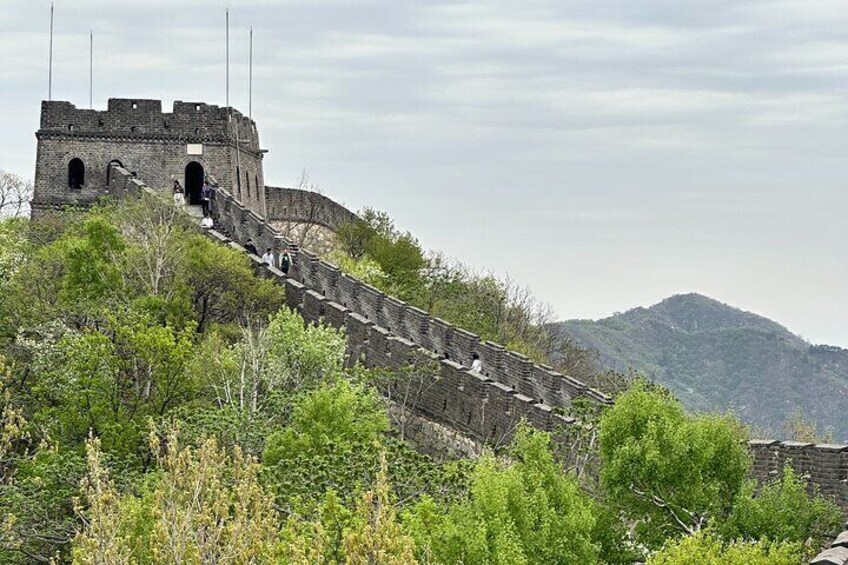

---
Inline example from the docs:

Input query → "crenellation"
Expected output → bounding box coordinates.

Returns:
[380,296,406,334]
[323,300,349,330]
[283,278,306,311]
[504,351,534,396]
[33,98,265,217]
[358,283,385,324]
[302,290,327,323]
[336,274,361,310]
[315,260,341,297]
[451,328,480,367]
[428,318,454,358]
[403,306,431,349]
[478,341,506,379]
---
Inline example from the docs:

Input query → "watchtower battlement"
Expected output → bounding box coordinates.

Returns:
[33,98,266,217]
[38,99,260,152]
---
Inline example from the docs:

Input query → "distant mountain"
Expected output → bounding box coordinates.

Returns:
[552,293,848,440]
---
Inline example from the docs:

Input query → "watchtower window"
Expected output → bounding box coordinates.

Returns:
[245,170,251,197]
[67,124,74,131]
[195,104,201,111]
[68,158,85,189]
[254,174,259,194]
[130,126,137,132]
[236,166,241,197]
[131,101,138,109]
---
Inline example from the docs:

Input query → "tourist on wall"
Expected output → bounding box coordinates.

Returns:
[471,353,483,373]
[172,180,185,207]
[244,239,259,256]
[261,248,275,267]
[200,216,213,229]
[279,248,292,275]
[201,181,212,216]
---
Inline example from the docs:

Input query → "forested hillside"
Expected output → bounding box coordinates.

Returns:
[0,187,840,564]
[553,293,848,440]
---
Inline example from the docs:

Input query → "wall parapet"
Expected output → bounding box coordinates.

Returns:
[38,99,260,151]
[264,186,358,230]
[748,439,848,512]
[210,186,612,413]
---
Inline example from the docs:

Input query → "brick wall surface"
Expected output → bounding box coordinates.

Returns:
[265,186,357,229]
[33,99,266,216]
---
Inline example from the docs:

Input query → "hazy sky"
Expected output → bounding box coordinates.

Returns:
[2,0,846,346]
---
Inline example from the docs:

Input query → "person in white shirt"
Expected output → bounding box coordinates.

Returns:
[200,216,213,229]
[471,353,483,373]
[261,248,275,267]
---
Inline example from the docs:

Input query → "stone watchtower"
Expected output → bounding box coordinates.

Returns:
[32,98,266,217]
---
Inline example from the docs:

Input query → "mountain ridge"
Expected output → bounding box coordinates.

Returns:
[552,293,848,439]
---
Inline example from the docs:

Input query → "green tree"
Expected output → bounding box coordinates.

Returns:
[262,380,390,507]
[1,354,86,564]
[721,465,841,547]
[648,530,801,565]
[178,234,284,332]
[404,426,599,565]
[598,381,750,549]
[282,458,419,565]
[20,309,196,459]
[72,427,281,564]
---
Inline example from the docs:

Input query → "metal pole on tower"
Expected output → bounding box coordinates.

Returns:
[48,2,54,101]
[89,31,93,109]
[249,26,253,119]
[225,8,230,109]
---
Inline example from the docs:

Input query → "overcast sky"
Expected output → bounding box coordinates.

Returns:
[1,0,846,346]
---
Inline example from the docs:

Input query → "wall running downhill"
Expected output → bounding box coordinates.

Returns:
[211,187,613,409]
[207,186,614,446]
[104,173,848,564]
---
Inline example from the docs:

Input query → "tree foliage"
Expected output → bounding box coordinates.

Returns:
[0,170,32,218]
[647,530,801,565]
[721,465,841,547]
[0,195,839,565]
[599,381,750,548]
[404,427,600,565]
[72,428,281,564]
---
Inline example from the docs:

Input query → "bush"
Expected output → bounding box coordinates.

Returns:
[648,530,801,565]
[721,465,841,547]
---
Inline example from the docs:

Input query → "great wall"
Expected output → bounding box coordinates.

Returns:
[36,99,848,564]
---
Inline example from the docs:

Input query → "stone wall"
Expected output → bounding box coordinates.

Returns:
[264,186,357,230]
[210,186,613,412]
[207,186,598,449]
[749,440,848,511]
[33,99,265,216]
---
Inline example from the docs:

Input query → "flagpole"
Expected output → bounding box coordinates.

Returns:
[48,2,54,100]
[249,26,253,119]
[89,30,93,109]
[225,8,230,109]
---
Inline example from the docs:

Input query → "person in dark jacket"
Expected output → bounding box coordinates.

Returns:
[244,239,259,256]
[200,182,212,217]
[279,248,292,275]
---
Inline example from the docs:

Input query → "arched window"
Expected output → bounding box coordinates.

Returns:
[105,159,123,186]
[245,170,251,198]
[68,158,85,189]
[236,166,241,198]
